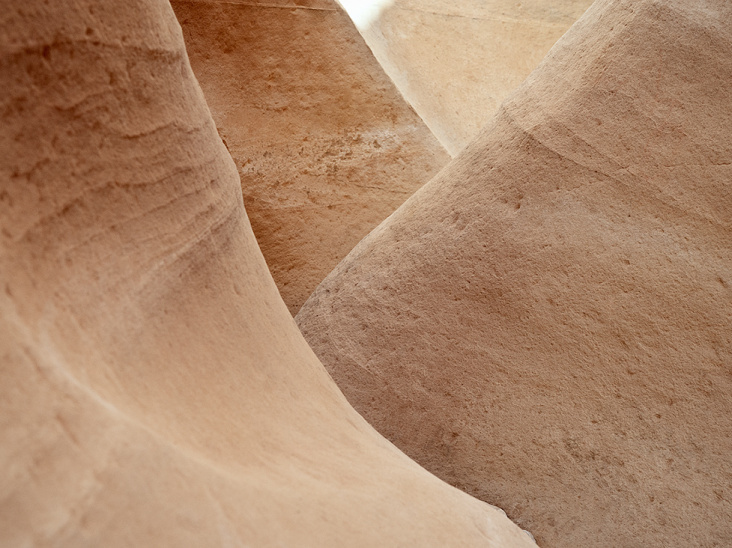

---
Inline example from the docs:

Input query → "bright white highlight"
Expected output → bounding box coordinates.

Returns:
[337,0,394,31]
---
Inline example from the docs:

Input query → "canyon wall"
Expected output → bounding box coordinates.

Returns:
[172,0,449,314]
[0,1,532,545]
[298,0,732,545]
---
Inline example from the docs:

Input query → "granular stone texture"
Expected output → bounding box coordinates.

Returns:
[171,0,449,314]
[298,0,732,545]
[0,1,534,546]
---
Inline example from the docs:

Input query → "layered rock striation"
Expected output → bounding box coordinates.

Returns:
[0,1,533,545]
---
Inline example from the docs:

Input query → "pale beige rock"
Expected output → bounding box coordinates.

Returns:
[298,0,732,545]
[0,1,535,546]
[170,0,449,315]
[342,0,593,156]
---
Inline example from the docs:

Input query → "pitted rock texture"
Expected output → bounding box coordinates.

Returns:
[297,0,732,545]
[0,1,535,546]
[171,0,449,314]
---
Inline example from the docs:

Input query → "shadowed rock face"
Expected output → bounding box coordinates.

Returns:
[344,0,594,156]
[170,0,449,315]
[297,0,732,545]
[0,1,534,546]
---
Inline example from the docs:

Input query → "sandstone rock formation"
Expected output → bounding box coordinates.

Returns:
[297,0,732,545]
[170,0,449,314]
[340,0,593,155]
[0,1,535,545]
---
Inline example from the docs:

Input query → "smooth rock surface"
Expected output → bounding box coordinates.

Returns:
[341,0,593,155]
[298,0,732,545]
[171,0,449,314]
[0,1,534,546]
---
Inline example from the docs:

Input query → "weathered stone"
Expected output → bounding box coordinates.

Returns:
[172,0,449,314]
[341,0,593,155]
[298,1,732,545]
[0,1,533,545]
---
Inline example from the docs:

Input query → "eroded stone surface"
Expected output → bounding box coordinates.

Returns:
[298,0,732,545]
[342,0,593,155]
[0,1,534,545]
[171,0,449,314]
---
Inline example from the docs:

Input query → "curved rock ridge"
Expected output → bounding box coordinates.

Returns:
[0,1,534,546]
[170,0,449,315]
[297,0,732,545]
[341,0,594,156]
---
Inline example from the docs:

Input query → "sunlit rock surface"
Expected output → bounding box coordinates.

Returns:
[340,0,593,155]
